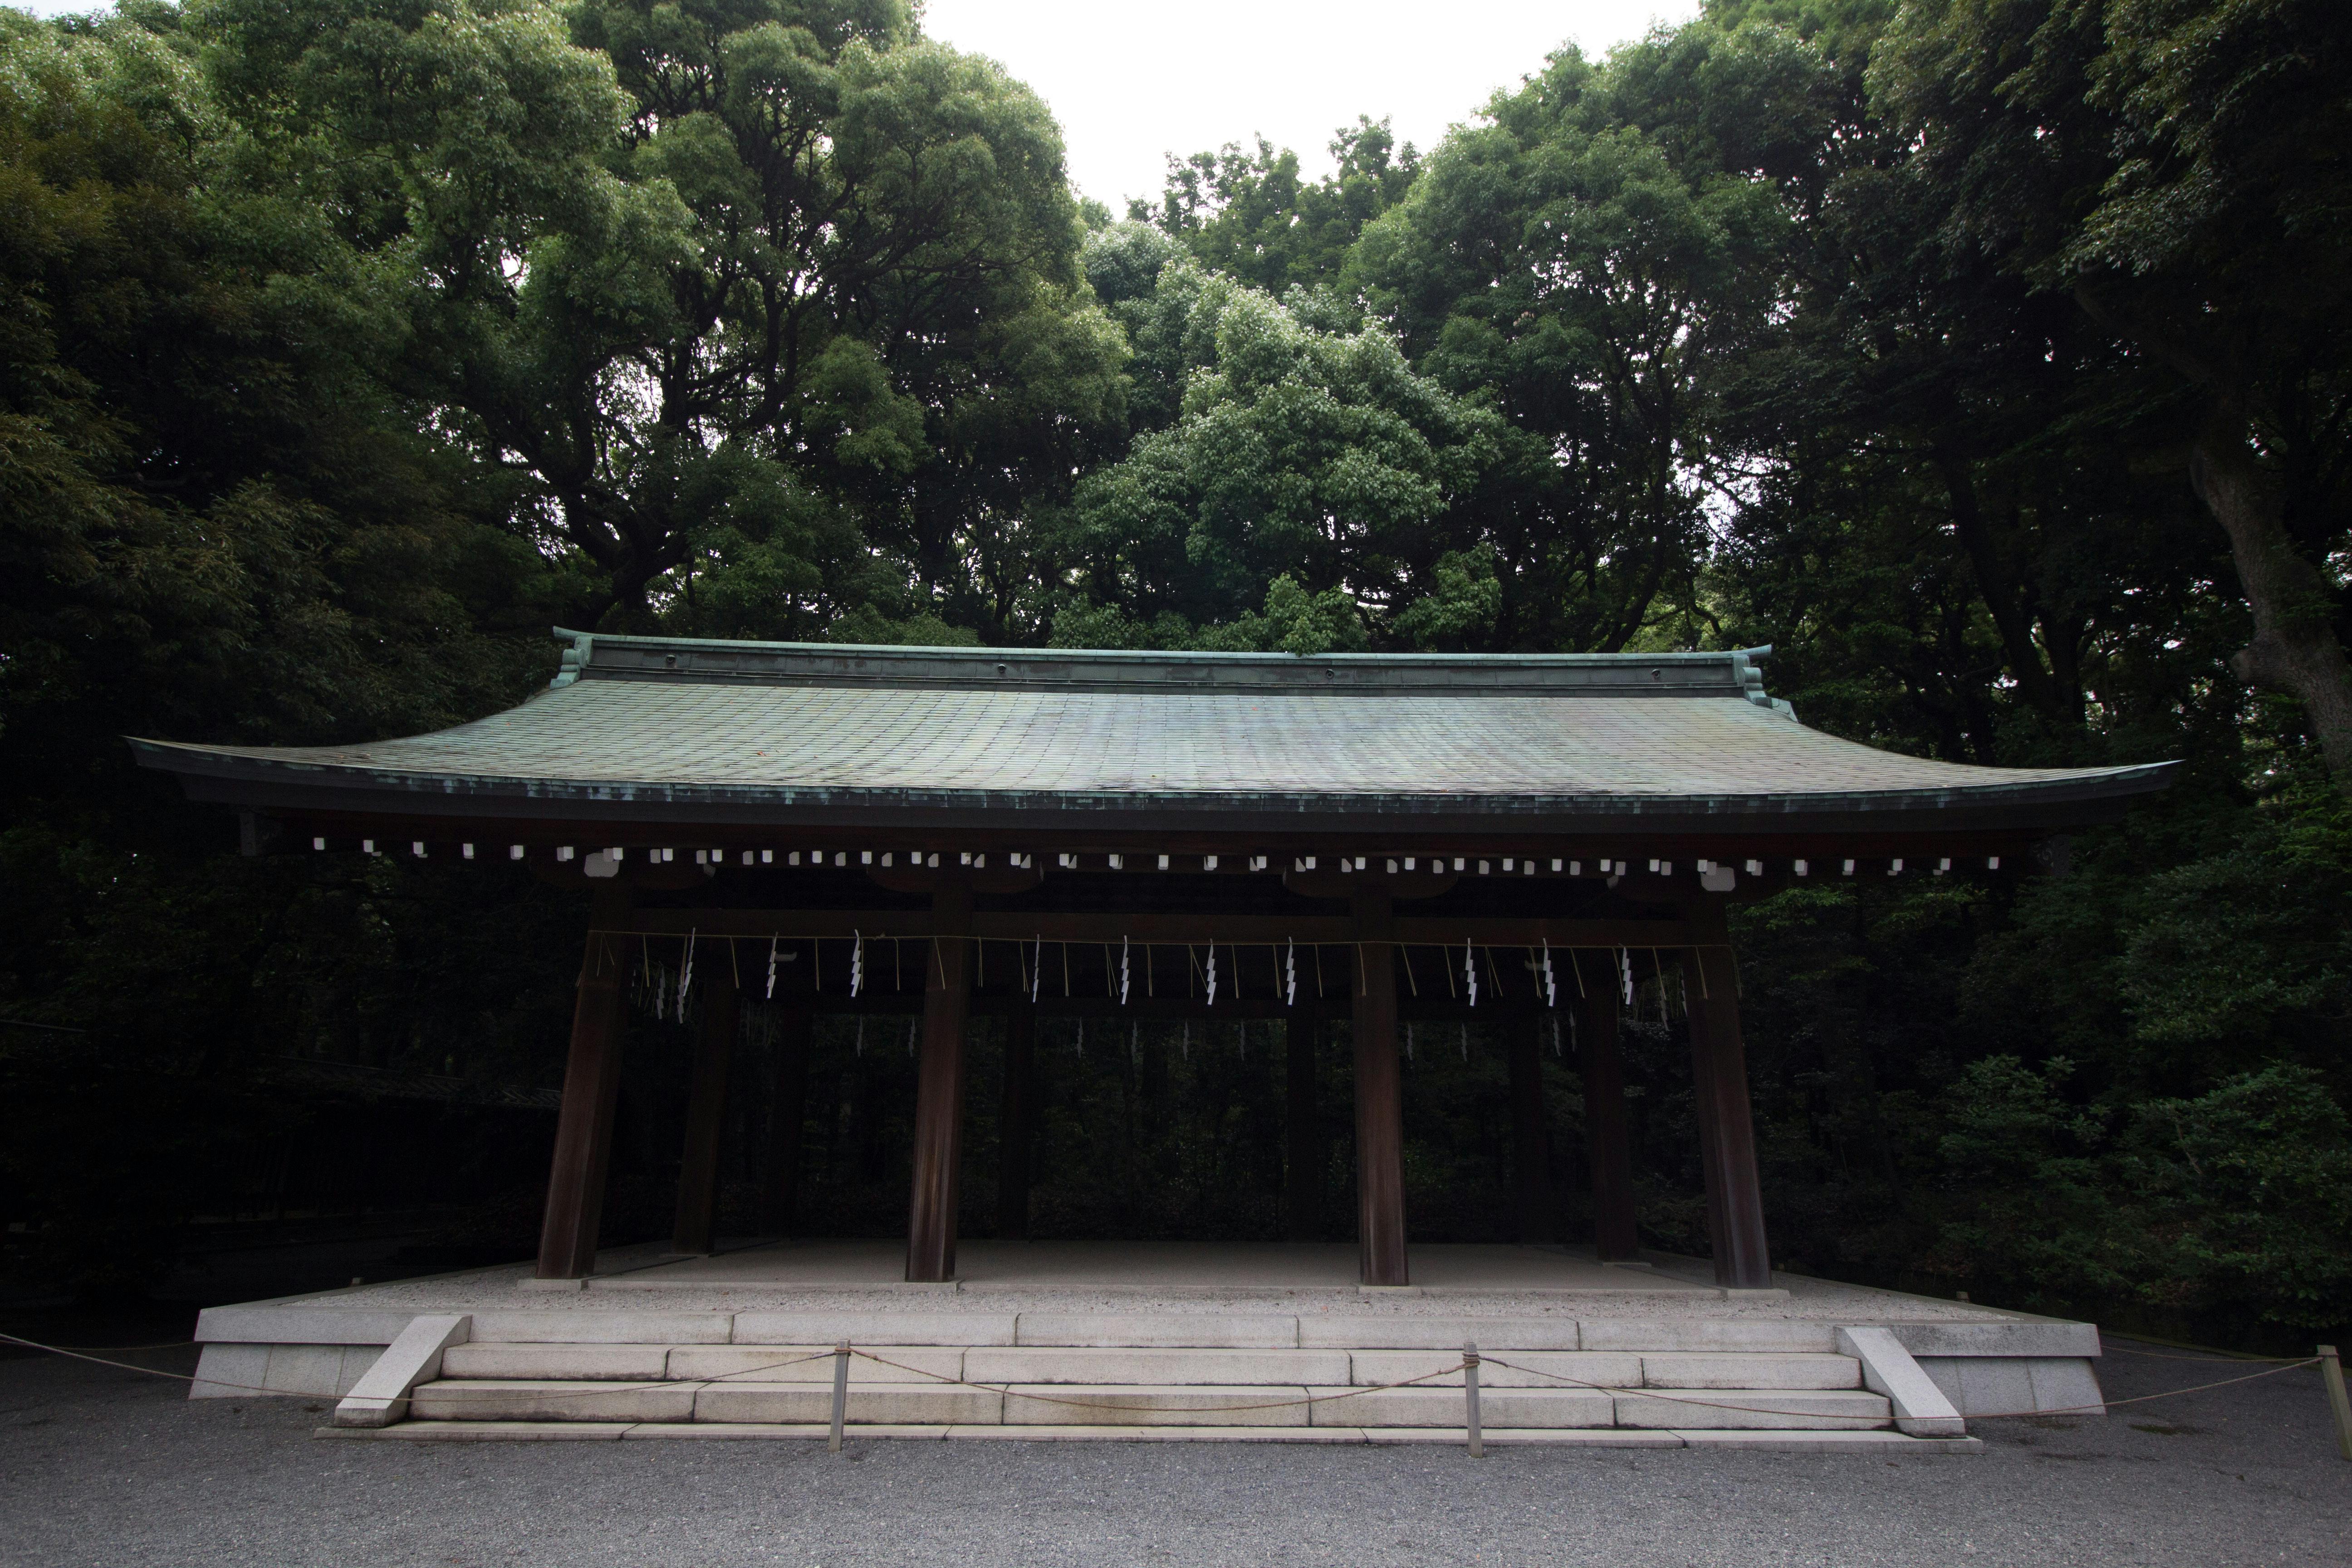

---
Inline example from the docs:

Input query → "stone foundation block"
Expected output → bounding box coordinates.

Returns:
[1612,1389,1889,1429]
[965,1348,1348,1385]
[731,1312,1015,1347]
[671,1346,964,1383]
[1348,1350,1640,1390]
[1640,1352,1861,1389]
[1012,1314,1298,1348]
[1580,1321,1838,1353]
[692,1382,1000,1425]
[1314,1387,1614,1429]
[409,1378,700,1423]
[1002,1384,1312,1426]
[440,1343,666,1381]
[471,1311,730,1345]
[1297,1317,1580,1351]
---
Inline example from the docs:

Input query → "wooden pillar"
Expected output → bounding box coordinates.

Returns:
[766,1006,811,1235]
[1350,888,1409,1286]
[1283,1014,1317,1241]
[536,881,633,1280]
[1575,984,1640,1261]
[998,1004,1035,1240]
[1508,1018,1551,1244]
[906,874,973,1282]
[670,965,739,1255]
[1684,903,1772,1289]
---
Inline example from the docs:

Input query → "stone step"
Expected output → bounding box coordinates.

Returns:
[437,1335,1853,1382]
[447,1312,1854,1355]
[434,1343,1865,1394]
[1000,1384,1314,1426]
[323,1421,1984,1452]
[1350,1350,1642,1389]
[405,1376,1893,1431]
[963,1348,1353,1386]
[1309,1387,1614,1428]
[1636,1353,1861,1390]
[411,1379,997,1425]
[1610,1389,1891,1430]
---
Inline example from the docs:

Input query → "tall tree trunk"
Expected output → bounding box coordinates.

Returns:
[2192,402,2352,789]
[2075,288,2352,789]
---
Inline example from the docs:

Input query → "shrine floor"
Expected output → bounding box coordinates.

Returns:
[197,1238,2019,1315]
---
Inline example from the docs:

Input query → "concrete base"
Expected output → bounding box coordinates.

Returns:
[195,1241,2104,1439]
[315,1422,1986,1452]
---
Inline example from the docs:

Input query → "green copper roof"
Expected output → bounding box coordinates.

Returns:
[128,630,2174,833]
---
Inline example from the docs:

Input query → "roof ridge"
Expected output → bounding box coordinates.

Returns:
[546,629,1788,706]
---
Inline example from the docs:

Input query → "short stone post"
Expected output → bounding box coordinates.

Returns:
[2322,1345,2352,1461]
[829,1340,850,1453]
[1464,1340,1484,1458]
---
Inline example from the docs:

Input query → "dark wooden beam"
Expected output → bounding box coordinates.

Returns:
[628,909,1692,949]
[766,1006,810,1235]
[670,964,738,1256]
[1284,1014,1318,1241]
[1575,985,1640,1262]
[1509,1019,1553,1245]
[1351,888,1409,1287]
[255,801,2072,861]
[906,876,973,1282]
[1684,904,1771,1289]
[998,1005,1036,1241]
[536,882,633,1280]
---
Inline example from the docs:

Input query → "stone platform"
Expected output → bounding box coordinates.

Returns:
[185,1242,2105,1443]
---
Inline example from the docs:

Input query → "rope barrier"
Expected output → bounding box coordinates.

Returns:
[1475,1351,2326,1424]
[845,1346,1475,1415]
[5,1330,2318,1429]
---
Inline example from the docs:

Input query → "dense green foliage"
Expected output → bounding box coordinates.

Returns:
[3,0,2347,1343]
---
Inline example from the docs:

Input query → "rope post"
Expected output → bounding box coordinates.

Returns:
[829,1341,850,1453]
[1464,1340,1484,1458]
[2322,1346,2352,1461]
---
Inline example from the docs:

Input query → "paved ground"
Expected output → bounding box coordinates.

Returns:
[2,1337,2347,1566]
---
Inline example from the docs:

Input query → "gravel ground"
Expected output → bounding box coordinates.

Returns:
[3,1337,2346,1566]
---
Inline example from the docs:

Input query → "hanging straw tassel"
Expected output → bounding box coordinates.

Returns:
[1406,1024,1415,1062]
[906,1017,917,1058]
[1460,1023,1469,1061]
[855,1017,865,1057]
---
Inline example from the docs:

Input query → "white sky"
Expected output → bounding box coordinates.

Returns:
[10,0,1702,208]
[923,0,1702,208]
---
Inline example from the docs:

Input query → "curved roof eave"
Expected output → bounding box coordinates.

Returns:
[127,737,2178,827]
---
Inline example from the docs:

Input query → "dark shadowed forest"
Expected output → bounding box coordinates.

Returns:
[3,0,2348,1349]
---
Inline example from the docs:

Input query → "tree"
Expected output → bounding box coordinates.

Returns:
[1136,117,1418,296]
[193,0,1124,634]
[1871,0,2352,785]
[1057,251,1519,649]
[1349,32,1798,652]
